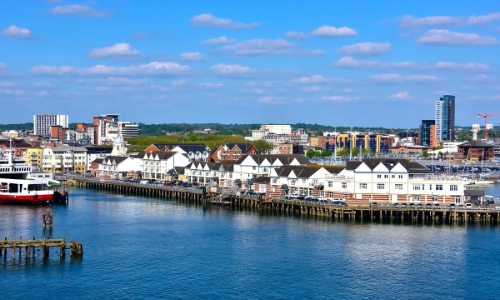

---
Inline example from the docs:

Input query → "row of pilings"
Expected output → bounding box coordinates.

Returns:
[72,179,500,225]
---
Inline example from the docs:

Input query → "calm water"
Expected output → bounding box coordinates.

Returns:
[1,187,500,299]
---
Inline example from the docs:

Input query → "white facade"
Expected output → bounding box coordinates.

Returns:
[142,152,190,181]
[435,100,443,141]
[34,113,69,137]
[42,145,87,172]
[261,125,291,135]
[324,161,465,204]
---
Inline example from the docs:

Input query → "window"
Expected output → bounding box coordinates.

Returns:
[377,183,384,190]
[342,182,347,189]
[252,166,257,170]
[429,184,432,190]
[392,175,395,178]
[384,175,388,178]
[398,175,403,179]
[432,195,438,202]
[414,195,420,202]
[395,184,403,190]
[422,184,425,190]
[413,184,420,191]
[291,179,296,185]
[450,185,458,191]
[455,196,461,204]
[436,184,443,191]
[377,175,381,178]
[328,182,333,188]
[359,183,367,189]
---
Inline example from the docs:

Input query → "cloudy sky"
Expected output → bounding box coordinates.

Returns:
[1,1,499,127]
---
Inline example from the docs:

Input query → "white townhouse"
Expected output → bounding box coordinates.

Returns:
[184,161,221,185]
[268,166,343,199]
[97,156,141,179]
[324,159,466,205]
[227,154,310,189]
[142,151,190,181]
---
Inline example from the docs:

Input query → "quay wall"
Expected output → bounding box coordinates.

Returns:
[71,178,500,225]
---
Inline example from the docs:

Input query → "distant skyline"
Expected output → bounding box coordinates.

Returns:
[1,1,499,127]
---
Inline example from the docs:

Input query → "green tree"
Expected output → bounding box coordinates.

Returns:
[422,150,429,158]
[253,139,274,154]
[306,149,316,158]
[315,130,323,136]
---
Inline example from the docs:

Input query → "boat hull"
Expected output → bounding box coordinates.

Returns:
[0,193,53,205]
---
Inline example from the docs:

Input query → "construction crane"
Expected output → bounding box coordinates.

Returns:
[477,113,500,139]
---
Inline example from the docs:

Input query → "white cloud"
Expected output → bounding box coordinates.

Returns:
[286,31,308,39]
[33,82,57,88]
[172,79,188,86]
[321,96,354,101]
[293,75,350,84]
[88,43,140,59]
[0,62,13,76]
[334,56,488,71]
[30,61,193,76]
[48,4,110,17]
[190,13,259,29]
[343,88,354,93]
[416,30,499,46]
[201,36,231,45]
[1,25,32,39]
[258,96,284,104]
[199,83,224,89]
[78,77,149,86]
[301,86,321,92]
[311,25,357,37]
[337,42,390,56]
[95,86,111,92]
[1,89,24,96]
[369,73,444,83]
[179,52,207,61]
[465,74,493,83]
[0,82,16,87]
[219,39,325,56]
[398,12,500,28]
[388,92,409,99]
[210,63,254,76]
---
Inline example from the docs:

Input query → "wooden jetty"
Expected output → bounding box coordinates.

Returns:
[72,178,500,225]
[0,237,83,260]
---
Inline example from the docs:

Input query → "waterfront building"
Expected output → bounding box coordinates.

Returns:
[42,145,87,173]
[268,165,343,199]
[34,113,68,137]
[435,95,455,142]
[211,143,258,162]
[25,147,43,171]
[145,144,211,162]
[323,158,465,205]
[142,151,190,181]
[85,146,112,172]
[457,141,495,162]
[93,114,120,145]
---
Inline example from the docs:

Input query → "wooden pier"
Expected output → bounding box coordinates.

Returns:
[0,237,83,260]
[72,178,500,225]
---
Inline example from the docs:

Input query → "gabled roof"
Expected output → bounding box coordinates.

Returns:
[345,159,431,174]
[273,165,341,178]
[151,143,211,152]
[234,154,310,165]
[102,156,129,165]
[226,143,254,152]
[90,158,104,164]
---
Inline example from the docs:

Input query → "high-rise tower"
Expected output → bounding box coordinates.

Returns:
[435,95,455,142]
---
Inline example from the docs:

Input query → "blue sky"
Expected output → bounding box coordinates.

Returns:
[1,1,499,128]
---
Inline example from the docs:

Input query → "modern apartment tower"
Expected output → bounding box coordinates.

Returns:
[33,113,69,137]
[420,120,436,147]
[435,95,455,142]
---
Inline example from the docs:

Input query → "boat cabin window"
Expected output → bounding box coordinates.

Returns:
[9,183,19,193]
[28,184,49,191]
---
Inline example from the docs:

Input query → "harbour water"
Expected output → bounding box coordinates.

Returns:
[2,186,500,299]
